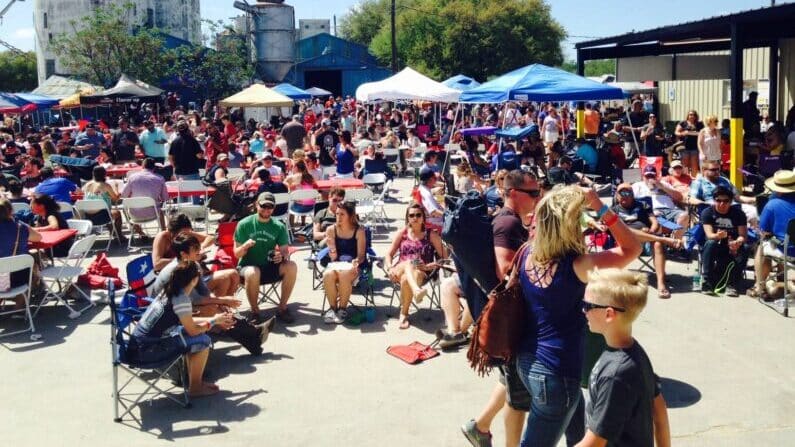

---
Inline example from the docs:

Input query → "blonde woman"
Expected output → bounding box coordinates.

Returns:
[698,114,721,165]
[514,186,641,447]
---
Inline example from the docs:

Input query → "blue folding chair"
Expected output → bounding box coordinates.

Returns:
[110,289,190,422]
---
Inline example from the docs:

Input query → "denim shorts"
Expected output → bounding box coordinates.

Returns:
[516,353,582,447]
[172,326,211,354]
[499,360,532,411]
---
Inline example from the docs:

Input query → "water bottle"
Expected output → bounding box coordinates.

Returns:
[692,271,702,291]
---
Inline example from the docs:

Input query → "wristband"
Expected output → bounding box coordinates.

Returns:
[596,204,609,220]
[603,213,619,227]
[208,319,215,329]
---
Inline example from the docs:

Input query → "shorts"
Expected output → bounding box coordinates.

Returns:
[543,131,559,145]
[85,210,111,226]
[498,360,531,411]
[173,326,212,354]
[762,239,785,258]
[655,207,685,223]
[239,263,282,285]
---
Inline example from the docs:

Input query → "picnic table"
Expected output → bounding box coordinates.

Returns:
[30,229,78,250]
[315,178,364,191]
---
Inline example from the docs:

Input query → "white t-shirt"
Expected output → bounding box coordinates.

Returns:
[632,180,677,210]
[418,184,444,227]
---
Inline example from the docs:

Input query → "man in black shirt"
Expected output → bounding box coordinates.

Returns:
[111,118,139,162]
[581,269,670,447]
[463,169,543,447]
[280,115,306,158]
[315,119,340,174]
[168,121,204,180]
[699,186,749,296]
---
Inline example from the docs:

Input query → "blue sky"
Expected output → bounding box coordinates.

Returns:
[1,0,787,60]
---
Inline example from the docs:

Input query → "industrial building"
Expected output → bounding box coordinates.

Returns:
[33,0,201,85]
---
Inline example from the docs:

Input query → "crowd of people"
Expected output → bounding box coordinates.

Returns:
[2,88,795,446]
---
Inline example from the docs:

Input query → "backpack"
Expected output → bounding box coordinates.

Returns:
[442,191,497,301]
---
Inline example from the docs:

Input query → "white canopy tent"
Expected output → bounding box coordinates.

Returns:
[355,67,461,103]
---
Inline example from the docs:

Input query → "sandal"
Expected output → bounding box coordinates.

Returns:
[747,287,773,302]
[658,288,671,299]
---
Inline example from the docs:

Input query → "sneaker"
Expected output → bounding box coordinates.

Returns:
[461,419,492,447]
[257,317,276,345]
[323,309,337,324]
[277,307,295,324]
[701,283,716,296]
[439,332,469,350]
[726,286,739,297]
[336,308,348,323]
[594,183,612,194]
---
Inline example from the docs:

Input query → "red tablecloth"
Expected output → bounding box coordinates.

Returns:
[315,179,364,191]
[105,165,142,177]
[30,229,78,249]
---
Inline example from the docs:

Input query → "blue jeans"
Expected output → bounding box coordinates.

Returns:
[516,353,583,447]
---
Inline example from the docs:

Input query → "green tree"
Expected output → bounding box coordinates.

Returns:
[0,51,37,92]
[345,0,565,81]
[50,2,168,87]
[559,59,616,77]
[339,0,392,47]
[168,20,255,101]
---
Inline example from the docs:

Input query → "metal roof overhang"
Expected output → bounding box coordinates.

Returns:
[576,3,795,60]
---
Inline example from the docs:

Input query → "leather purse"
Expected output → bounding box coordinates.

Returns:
[467,243,529,376]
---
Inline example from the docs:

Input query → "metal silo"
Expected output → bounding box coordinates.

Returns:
[252,1,295,83]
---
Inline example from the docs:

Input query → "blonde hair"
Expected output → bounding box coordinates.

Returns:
[705,114,719,126]
[587,268,648,322]
[532,185,587,265]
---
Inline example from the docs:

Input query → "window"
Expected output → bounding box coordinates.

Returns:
[48,33,52,43]
[43,12,48,29]
[146,8,154,27]
[45,59,55,78]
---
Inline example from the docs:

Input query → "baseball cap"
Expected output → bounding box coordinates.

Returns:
[263,153,273,160]
[257,192,276,207]
[643,165,657,176]
[217,153,229,162]
[670,160,683,168]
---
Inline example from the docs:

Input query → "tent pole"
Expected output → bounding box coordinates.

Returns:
[441,103,461,176]
[624,107,640,167]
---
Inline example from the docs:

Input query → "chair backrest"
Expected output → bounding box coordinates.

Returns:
[362,173,387,186]
[226,168,247,180]
[67,219,94,236]
[172,179,207,193]
[65,234,97,261]
[383,148,399,163]
[126,254,157,302]
[12,202,30,214]
[0,253,34,275]
[273,192,291,205]
[759,154,782,178]
[289,189,319,201]
[216,221,238,250]
[345,188,373,203]
[58,201,76,214]
[74,199,108,213]
[121,196,158,211]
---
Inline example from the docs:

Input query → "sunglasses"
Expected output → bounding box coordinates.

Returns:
[618,190,633,197]
[582,301,626,313]
[408,213,423,218]
[704,168,719,172]
[510,188,541,198]
[259,204,275,209]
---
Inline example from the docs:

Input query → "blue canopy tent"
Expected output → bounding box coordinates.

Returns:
[495,124,537,140]
[443,74,481,92]
[272,83,311,101]
[459,64,625,103]
[14,93,59,108]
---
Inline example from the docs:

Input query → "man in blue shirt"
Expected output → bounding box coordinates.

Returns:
[689,160,756,207]
[752,170,795,300]
[138,121,168,163]
[73,125,105,158]
[34,167,78,203]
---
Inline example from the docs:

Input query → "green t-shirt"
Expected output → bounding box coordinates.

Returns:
[233,214,289,267]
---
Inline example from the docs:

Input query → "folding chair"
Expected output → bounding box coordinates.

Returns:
[110,292,190,422]
[363,173,391,228]
[57,201,75,219]
[383,148,401,174]
[256,246,300,308]
[287,188,319,231]
[346,188,377,228]
[165,180,208,228]
[74,199,120,251]
[0,254,38,340]
[36,234,98,319]
[126,254,158,308]
[271,192,291,227]
[387,250,448,313]
[67,219,93,238]
[310,226,384,314]
[121,197,162,249]
[11,202,30,214]
[760,218,795,317]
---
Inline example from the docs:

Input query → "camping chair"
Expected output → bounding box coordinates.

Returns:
[287,188,319,227]
[36,234,98,320]
[387,249,450,314]
[110,292,190,423]
[74,199,121,251]
[165,180,209,228]
[308,226,384,313]
[121,197,162,250]
[759,218,795,317]
[0,254,38,340]
[126,254,158,308]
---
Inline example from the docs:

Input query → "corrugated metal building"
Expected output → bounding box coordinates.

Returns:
[284,33,391,97]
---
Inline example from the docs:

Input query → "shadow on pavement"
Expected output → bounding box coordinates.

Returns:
[659,377,702,408]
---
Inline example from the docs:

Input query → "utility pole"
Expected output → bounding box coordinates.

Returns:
[390,0,397,73]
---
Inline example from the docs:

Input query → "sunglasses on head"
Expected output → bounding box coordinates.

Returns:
[582,301,626,313]
[618,190,633,197]
[510,188,541,198]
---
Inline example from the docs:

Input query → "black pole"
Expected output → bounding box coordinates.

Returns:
[391,0,397,73]
[769,40,779,121]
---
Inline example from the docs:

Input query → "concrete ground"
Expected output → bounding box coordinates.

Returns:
[1,177,793,447]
